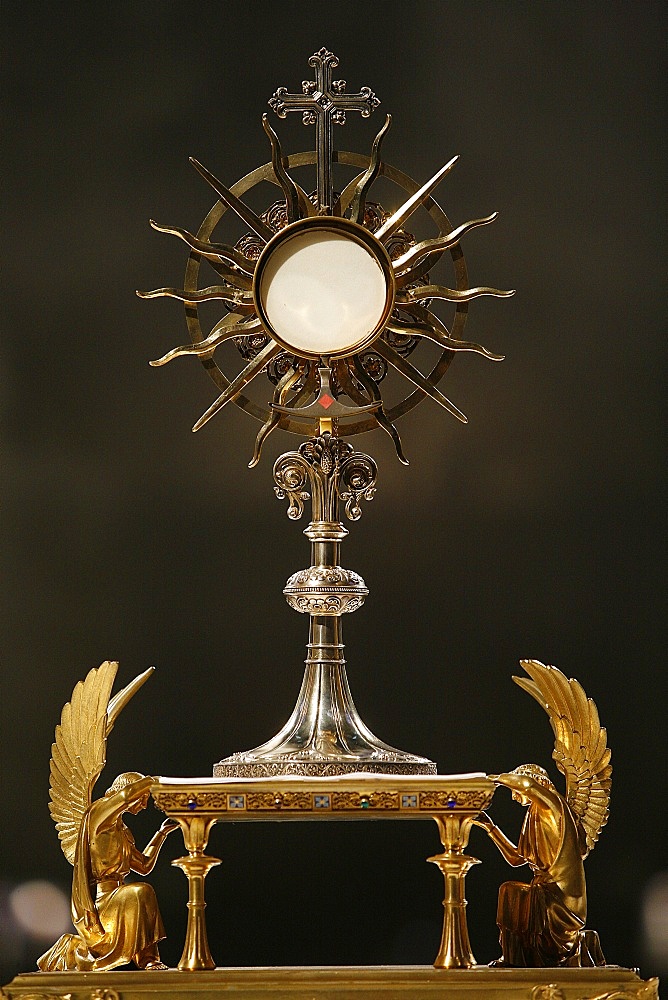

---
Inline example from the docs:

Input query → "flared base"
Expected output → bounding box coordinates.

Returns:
[214,662,436,778]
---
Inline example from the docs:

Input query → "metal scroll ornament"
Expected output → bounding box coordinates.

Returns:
[140,49,513,777]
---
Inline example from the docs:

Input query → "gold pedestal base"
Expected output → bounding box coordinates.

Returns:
[2,966,658,1000]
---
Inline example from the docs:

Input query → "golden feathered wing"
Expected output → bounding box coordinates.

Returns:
[48,660,154,864]
[513,659,612,858]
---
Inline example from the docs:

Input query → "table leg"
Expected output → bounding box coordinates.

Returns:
[428,814,480,969]
[172,815,220,971]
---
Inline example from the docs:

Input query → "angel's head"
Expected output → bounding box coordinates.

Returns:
[106,771,149,813]
[510,764,553,805]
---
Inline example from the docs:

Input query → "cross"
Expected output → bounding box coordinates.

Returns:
[268,48,380,214]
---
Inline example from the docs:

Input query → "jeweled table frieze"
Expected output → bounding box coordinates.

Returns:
[152,772,494,818]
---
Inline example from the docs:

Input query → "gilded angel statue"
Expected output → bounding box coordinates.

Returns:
[474,659,612,967]
[37,661,178,972]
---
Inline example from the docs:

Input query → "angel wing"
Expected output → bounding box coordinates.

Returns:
[48,661,154,864]
[513,659,612,857]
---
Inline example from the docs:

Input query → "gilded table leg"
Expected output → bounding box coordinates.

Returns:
[172,815,220,971]
[428,814,480,969]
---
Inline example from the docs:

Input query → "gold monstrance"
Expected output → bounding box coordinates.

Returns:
[140,47,512,779]
[5,49,659,1000]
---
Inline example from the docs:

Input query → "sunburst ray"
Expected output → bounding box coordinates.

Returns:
[373,339,468,423]
[205,257,252,288]
[375,155,459,242]
[389,308,504,361]
[397,283,515,304]
[344,357,409,465]
[149,314,263,367]
[347,115,392,225]
[333,171,365,218]
[189,157,274,242]
[262,115,312,224]
[149,221,256,279]
[192,340,282,432]
[249,364,303,468]
[393,214,498,286]
[136,284,253,306]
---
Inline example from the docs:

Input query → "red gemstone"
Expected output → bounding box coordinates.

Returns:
[319,394,334,409]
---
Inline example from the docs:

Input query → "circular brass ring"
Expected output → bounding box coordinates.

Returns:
[252,215,395,361]
[184,150,469,436]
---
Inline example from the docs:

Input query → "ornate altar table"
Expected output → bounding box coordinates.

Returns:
[151,773,494,973]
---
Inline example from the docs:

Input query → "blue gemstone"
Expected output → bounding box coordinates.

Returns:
[187,800,197,811]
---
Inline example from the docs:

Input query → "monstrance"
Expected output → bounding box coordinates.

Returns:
[139,47,513,778]
[5,48,659,1000]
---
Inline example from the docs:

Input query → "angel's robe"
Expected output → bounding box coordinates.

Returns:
[37,797,165,971]
[497,785,604,966]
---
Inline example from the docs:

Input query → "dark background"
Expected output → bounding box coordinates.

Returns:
[1,0,665,984]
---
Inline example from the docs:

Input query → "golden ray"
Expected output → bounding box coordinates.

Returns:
[136,284,253,306]
[393,214,498,285]
[373,339,468,423]
[333,171,365,218]
[205,256,252,289]
[346,357,409,465]
[388,308,504,362]
[192,340,283,432]
[189,157,275,242]
[375,155,459,242]
[262,115,313,223]
[397,283,515,304]
[249,364,303,468]
[287,360,319,409]
[149,314,263,367]
[149,221,255,279]
[347,114,392,225]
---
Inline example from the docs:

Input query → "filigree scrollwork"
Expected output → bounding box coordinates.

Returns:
[338,451,377,520]
[420,789,494,811]
[274,434,378,524]
[273,453,310,519]
[234,232,264,261]
[232,330,270,360]
[357,350,387,383]
[266,351,303,386]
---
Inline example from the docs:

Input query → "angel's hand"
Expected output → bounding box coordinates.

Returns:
[494,772,518,788]
[472,811,495,831]
[159,818,179,835]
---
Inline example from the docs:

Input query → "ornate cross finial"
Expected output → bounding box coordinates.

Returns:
[268,48,380,213]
